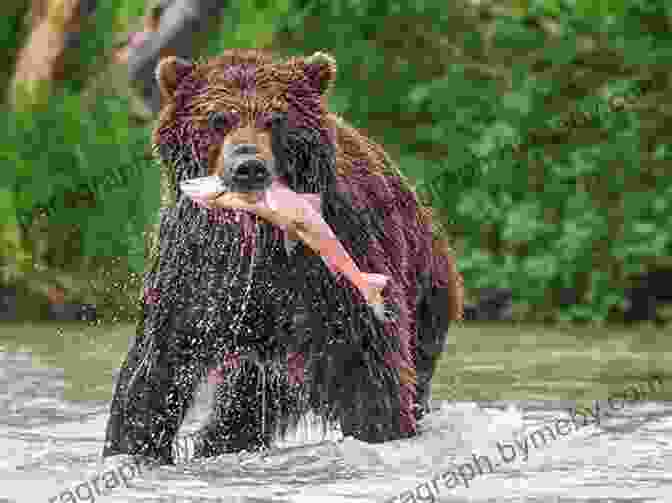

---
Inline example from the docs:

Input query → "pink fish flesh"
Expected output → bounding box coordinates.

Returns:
[180,176,390,318]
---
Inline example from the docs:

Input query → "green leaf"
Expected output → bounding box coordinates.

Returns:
[501,90,532,116]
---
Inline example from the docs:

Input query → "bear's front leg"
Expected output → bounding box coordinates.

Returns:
[194,360,271,457]
[414,271,453,420]
[103,323,204,465]
[193,357,304,458]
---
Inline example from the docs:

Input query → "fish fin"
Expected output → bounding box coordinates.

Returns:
[360,274,401,323]
[362,273,389,290]
[302,193,322,213]
[360,273,389,313]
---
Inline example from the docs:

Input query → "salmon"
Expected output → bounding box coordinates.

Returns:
[180,176,391,318]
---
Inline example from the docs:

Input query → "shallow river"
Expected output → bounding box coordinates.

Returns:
[0,349,670,503]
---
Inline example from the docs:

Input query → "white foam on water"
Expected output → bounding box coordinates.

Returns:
[262,401,525,474]
[273,410,344,448]
[4,398,672,503]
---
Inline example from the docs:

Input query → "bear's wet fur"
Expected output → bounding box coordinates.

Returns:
[103,49,464,464]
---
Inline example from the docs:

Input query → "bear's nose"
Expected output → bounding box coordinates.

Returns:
[231,143,259,156]
[231,159,271,190]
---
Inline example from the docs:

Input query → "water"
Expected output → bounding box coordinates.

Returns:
[0,349,670,503]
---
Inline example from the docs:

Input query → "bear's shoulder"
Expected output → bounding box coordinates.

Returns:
[327,113,393,177]
[327,113,422,208]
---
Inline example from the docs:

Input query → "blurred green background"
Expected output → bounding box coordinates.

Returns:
[0,0,669,402]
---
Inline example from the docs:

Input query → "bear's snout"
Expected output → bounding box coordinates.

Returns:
[219,143,275,193]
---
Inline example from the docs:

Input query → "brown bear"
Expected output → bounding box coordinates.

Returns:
[102,49,463,465]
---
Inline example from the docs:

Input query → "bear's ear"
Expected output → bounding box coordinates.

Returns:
[156,56,194,104]
[302,51,337,95]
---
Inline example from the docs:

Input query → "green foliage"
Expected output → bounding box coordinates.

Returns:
[205,0,293,51]
[0,2,31,100]
[62,3,121,94]
[114,0,149,33]
[0,90,157,274]
[2,0,671,324]
[277,0,671,323]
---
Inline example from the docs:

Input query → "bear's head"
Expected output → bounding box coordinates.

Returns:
[152,49,339,199]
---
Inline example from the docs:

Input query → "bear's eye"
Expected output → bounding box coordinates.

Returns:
[257,112,286,130]
[208,109,239,132]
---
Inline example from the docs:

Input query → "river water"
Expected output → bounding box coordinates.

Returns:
[0,349,670,503]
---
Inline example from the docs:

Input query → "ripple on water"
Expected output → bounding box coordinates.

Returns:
[0,350,671,503]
